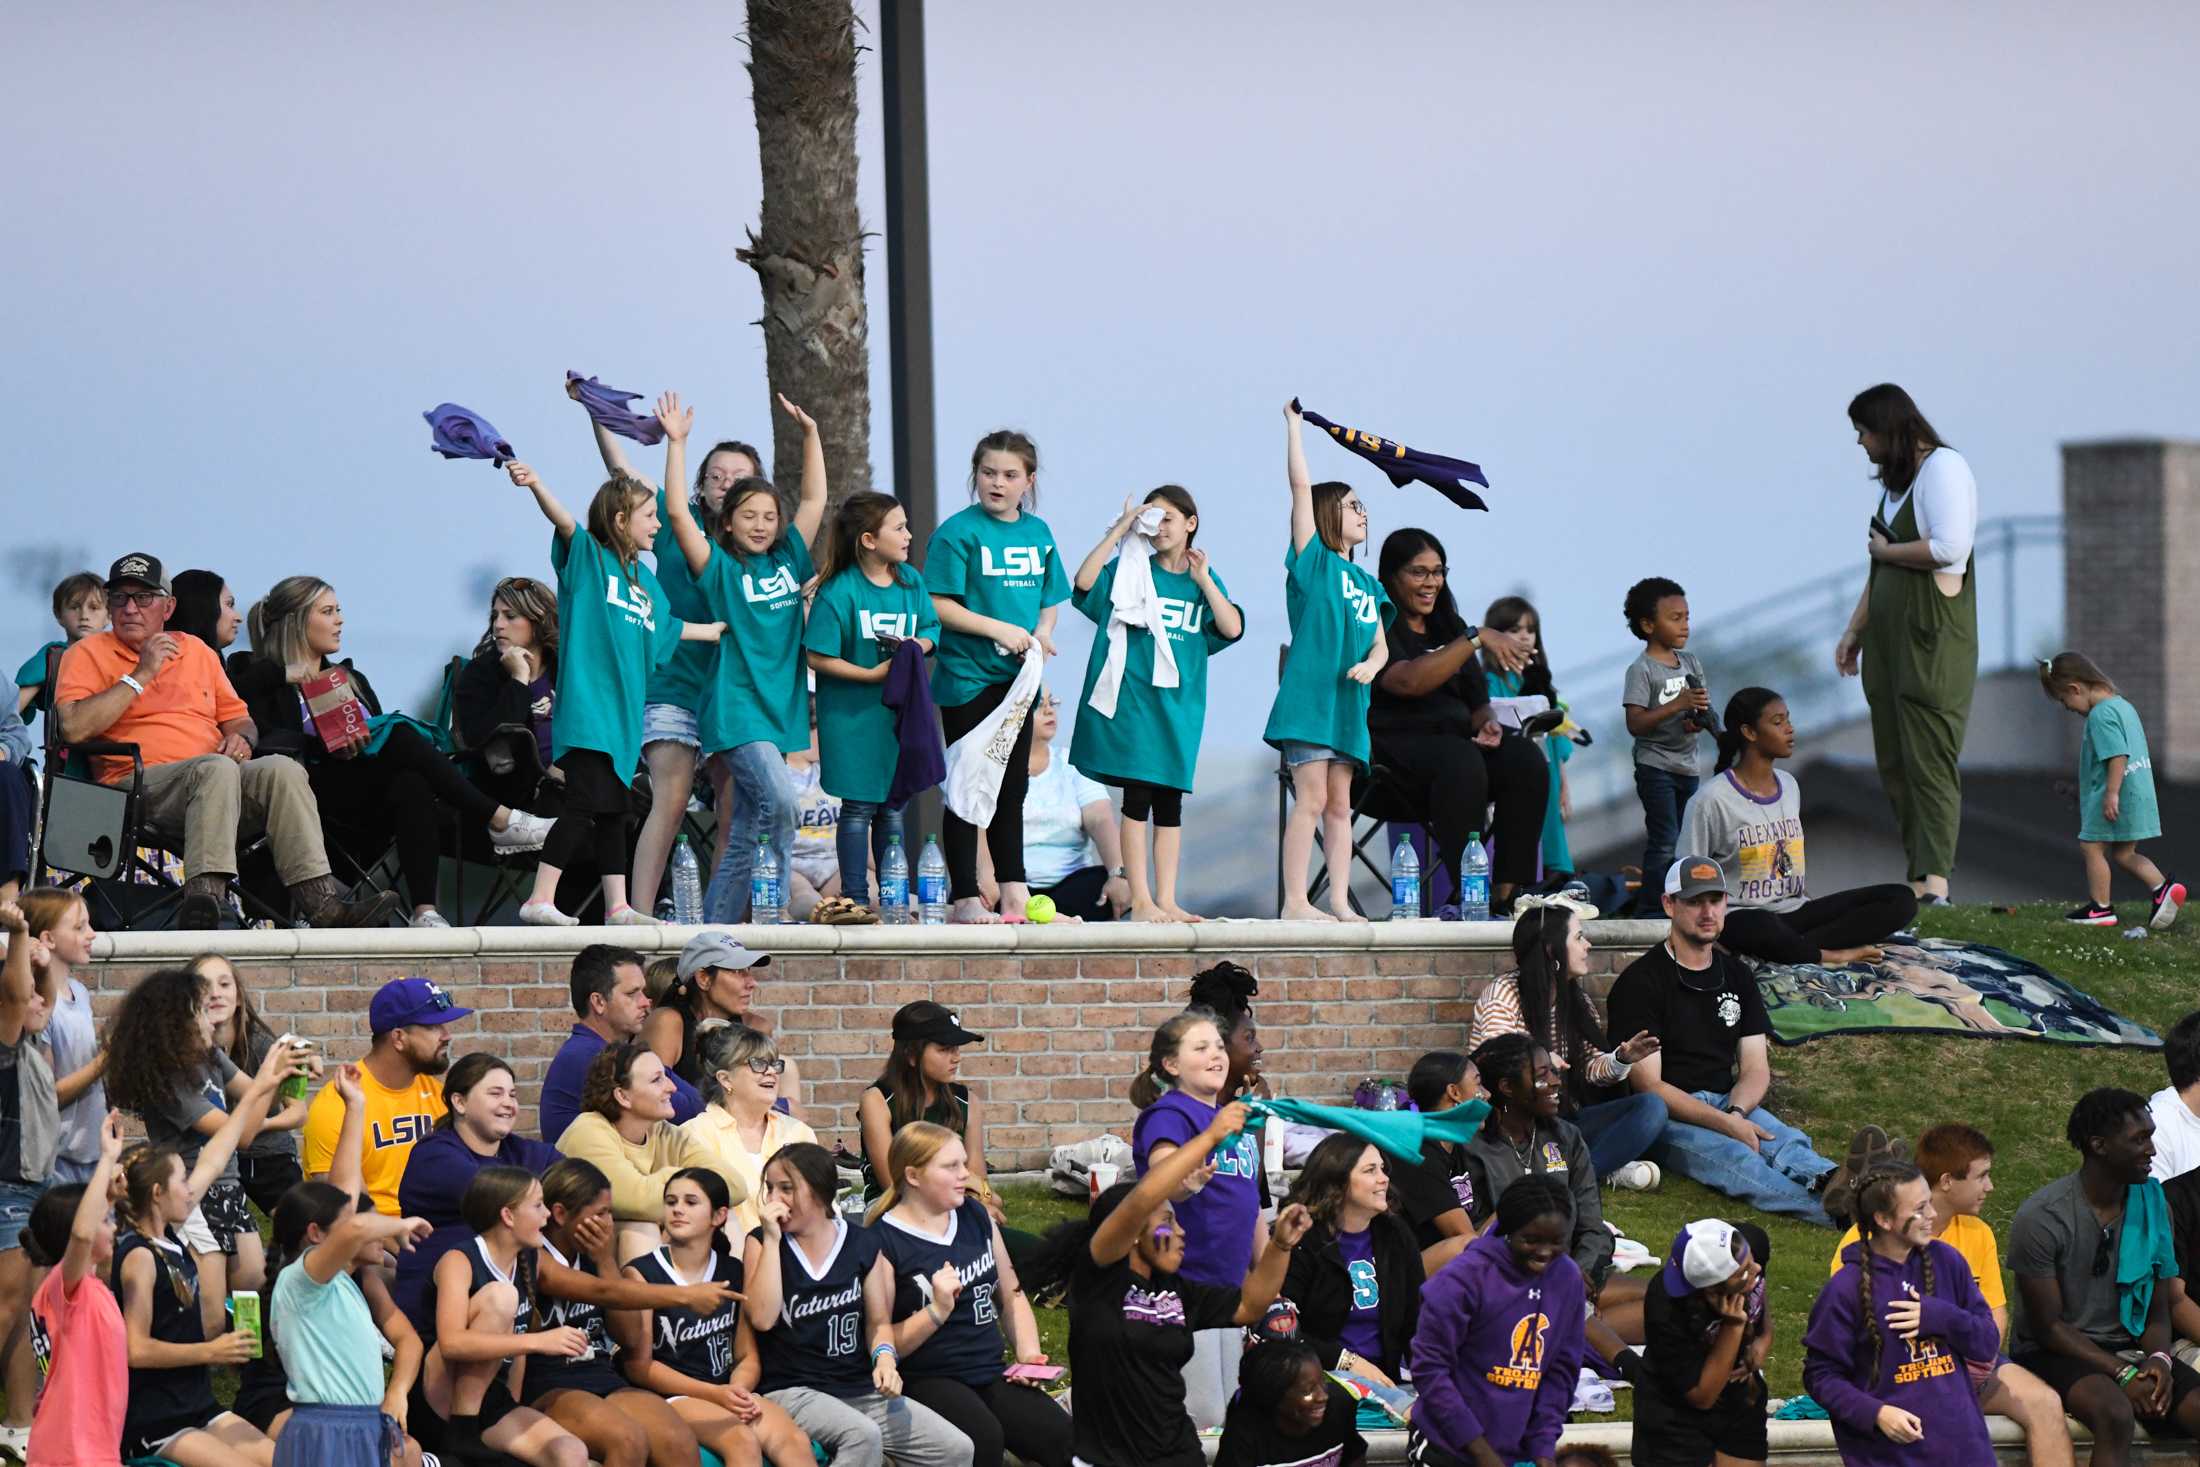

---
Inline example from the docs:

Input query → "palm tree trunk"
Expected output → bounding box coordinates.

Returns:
[740,0,874,501]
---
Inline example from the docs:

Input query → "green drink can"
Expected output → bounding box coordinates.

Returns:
[232,1290,263,1358]
[278,1035,314,1105]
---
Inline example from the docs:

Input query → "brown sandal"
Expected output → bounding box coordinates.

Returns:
[810,896,879,925]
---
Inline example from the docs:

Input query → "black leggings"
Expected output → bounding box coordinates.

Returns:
[1719,885,1920,964]
[308,722,502,906]
[1370,727,1550,888]
[541,750,632,881]
[901,1375,1072,1467]
[941,681,1037,898]
[1037,865,1114,921]
[1117,781,1183,827]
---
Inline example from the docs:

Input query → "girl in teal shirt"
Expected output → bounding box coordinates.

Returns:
[656,393,827,924]
[804,492,940,911]
[924,430,1070,923]
[509,421,726,927]
[1264,402,1391,923]
[1068,486,1244,922]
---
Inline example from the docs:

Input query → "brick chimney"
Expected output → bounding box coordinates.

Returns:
[2062,439,2200,781]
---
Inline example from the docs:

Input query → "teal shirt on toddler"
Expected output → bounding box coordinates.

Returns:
[2079,694,2162,842]
[695,529,816,756]
[1069,558,1241,794]
[805,563,941,804]
[551,529,685,777]
[1261,539,1392,769]
[923,505,1069,708]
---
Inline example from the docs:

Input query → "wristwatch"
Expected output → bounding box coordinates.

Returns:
[1724,1105,1748,1118]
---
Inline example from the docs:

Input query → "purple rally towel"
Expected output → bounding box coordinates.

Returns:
[423,403,515,466]
[1294,397,1489,512]
[883,638,946,810]
[565,371,666,446]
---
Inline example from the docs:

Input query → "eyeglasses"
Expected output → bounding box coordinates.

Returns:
[1401,564,1448,583]
[110,590,166,609]
[2093,1222,2115,1277]
[744,1058,788,1077]
[1343,499,1367,516]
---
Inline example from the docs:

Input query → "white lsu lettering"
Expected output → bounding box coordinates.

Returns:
[744,566,802,603]
[1156,598,1205,635]
[604,575,658,629]
[980,545,1047,579]
[1339,570,1379,626]
[860,609,917,640]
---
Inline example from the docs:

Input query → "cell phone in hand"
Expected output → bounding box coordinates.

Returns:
[1005,1363,1065,1382]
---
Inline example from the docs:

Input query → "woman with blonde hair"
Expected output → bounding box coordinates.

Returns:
[228,575,553,926]
[677,1026,817,1234]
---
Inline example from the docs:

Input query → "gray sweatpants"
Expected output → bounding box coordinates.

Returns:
[136,752,330,884]
[765,1386,974,1467]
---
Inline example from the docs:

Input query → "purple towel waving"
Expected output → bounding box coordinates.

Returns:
[1294,398,1489,512]
[883,639,946,811]
[565,371,666,446]
[423,404,515,466]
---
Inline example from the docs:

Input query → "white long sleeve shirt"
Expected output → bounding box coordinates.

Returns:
[1879,446,1977,569]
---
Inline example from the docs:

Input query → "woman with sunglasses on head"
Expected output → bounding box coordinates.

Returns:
[678,1025,817,1235]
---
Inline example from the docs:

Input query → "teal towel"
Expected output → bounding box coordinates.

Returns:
[1774,1393,1830,1421]
[2118,1177,2179,1338]
[362,711,450,757]
[1244,1097,1490,1165]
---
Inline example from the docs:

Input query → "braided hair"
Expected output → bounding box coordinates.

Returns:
[1849,1161,1933,1387]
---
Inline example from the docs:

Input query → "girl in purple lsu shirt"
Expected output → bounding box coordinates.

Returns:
[1409,1176,1587,1467]
[1130,1008,1267,1427]
[1803,1163,2000,1467]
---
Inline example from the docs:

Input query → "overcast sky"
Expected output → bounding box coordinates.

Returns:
[10,2,2197,797]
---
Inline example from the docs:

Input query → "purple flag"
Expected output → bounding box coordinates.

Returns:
[565,371,665,446]
[1294,398,1489,512]
[423,403,515,466]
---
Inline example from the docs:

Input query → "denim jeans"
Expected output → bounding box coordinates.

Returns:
[1634,764,1700,905]
[836,799,904,908]
[1649,1088,1838,1226]
[705,741,798,923]
[1573,1091,1669,1177]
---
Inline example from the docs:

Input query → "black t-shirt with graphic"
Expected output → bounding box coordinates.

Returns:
[1604,945,1769,1097]
[1391,1139,1474,1251]
[1066,1254,1243,1467]
[1215,1379,1367,1467]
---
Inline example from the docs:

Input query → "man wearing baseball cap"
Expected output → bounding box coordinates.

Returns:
[52,552,398,929]
[1605,856,1844,1224]
[300,976,474,1214]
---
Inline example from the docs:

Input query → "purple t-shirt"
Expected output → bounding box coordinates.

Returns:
[1131,1090,1261,1289]
[1335,1227,1384,1362]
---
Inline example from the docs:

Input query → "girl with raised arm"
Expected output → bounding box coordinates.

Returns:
[654,394,827,924]
[1068,487,1245,922]
[923,430,1071,924]
[804,492,940,913]
[24,1111,129,1467]
[1264,402,1391,923]
[505,430,727,926]
[21,888,104,1187]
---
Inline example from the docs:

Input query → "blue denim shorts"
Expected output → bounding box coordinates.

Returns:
[642,701,702,750]
[1280,740,1343,769]
[0,1178,46,1253]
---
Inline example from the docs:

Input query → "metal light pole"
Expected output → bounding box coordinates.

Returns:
[880,0,937,560]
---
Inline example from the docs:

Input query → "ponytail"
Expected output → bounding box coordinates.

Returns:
[1713,686,1783,775]
[1129,1007,1224,1109]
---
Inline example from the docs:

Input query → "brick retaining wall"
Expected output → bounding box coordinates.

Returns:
[84,922,1662,1167]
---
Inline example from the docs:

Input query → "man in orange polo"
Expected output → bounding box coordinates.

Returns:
[54,553,398,929]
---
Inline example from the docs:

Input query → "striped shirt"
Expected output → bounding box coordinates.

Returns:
[1467,976,1629,1089]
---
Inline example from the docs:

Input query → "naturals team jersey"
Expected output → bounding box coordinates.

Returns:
[526,1243,623,1400]
[877,1197,1007,1387]
[804,564,942,803]
[1131,1090,1262,1289]
[1803,1241,2002,1467]
[923,505,1070,708]
[112,1230,218,1456]
[1409,1231,1586,1465]
[550,528,685,777]
[753,1218,884,1398]
[632,1247,743,1386]
[1069,558,1242,793]
[696,531,816,755]
[648,489,719,712]
[1262,539,1391,769]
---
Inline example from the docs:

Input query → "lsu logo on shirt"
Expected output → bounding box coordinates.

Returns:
[1157,597,1206,639]
[1486,1307,1551,1391]
[1210,1131,1258,1180]
[980,545,1048,581]
[604,575,658,630]
[1339,570,1380,626]
[372,1112,437,1150]
[743,565,802,605]
[860,609,917,641]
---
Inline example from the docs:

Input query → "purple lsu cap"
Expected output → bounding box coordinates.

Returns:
[369,976,474,1034]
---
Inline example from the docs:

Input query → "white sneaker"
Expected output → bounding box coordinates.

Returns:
[490,811,554,852]
[0,1424,29,1462]
[1603,1161,1661,1192]
[517,900,578,927]
[409,910,452,929]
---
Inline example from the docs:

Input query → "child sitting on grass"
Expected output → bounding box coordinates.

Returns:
[2040,653,2183,929]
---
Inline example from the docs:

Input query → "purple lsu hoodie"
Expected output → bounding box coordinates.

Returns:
[1410,1231,1586,1463]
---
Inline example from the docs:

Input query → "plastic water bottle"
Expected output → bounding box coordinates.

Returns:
[1461,832,1491,922]
[917,836,949,925]
[879,836,910,923]
[749,839,784,925]
[669,836,703,925]
[1389,835,1421,921]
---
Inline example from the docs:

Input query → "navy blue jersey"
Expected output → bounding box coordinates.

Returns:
[877,1198,1007,1387]
[632,1247,743,1387]
[113,1229,218,1454]
[754,1219,883,1398]
[524,1242,623,1401]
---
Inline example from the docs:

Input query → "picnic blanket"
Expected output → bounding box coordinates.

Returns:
[1750,938,2159,1048]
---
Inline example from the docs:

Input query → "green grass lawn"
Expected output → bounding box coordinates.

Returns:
[1001,902,2199,1411]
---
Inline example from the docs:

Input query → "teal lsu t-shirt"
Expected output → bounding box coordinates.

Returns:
[551,529,684,777]
[1261,539,1392,769]
[646,489,718,713]
[2078,693,2162,842]
[1069,558,1241,793]
[695,529,816,756]
[923,504,1070,708]
[804,564,942,804]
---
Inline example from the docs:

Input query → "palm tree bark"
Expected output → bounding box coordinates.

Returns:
[740,0,874,501]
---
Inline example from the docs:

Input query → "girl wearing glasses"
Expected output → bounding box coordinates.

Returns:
[1265,403,1391,923]
[677,1026,817,1234]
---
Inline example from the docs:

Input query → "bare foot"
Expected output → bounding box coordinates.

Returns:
[1821,945,1884,967]
[1279,900,1336,922]
[950,897,1001,925]
[1128,901,1171,923]
[997,882,1030,922]
[1328,901,1369,924]
[1165,905,1205,923]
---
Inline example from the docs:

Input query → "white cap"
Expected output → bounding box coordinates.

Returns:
[1662,1219,1744,1293]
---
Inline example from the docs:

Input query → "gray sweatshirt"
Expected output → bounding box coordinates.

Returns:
[1679,768,1807,912]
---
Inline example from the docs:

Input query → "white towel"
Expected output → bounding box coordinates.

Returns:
[1087,506,1179,720]
[944,645,1046,827]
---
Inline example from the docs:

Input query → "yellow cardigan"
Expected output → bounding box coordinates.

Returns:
[555,1112,748,1222]
[677,1105,820,1234]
